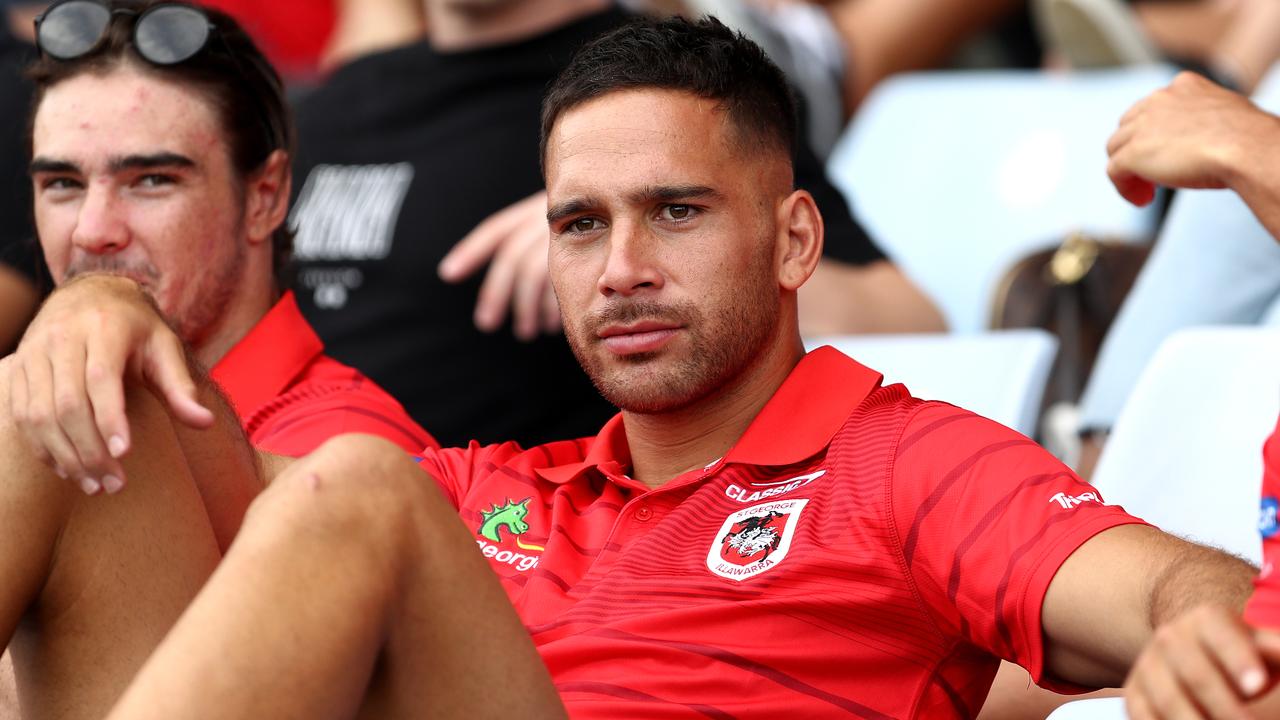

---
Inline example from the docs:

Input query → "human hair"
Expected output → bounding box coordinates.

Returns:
[540,15,797,175]
[26,0,296,281]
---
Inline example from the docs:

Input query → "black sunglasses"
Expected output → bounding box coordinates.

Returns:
[33,0,282,153]
[35,0,215,65]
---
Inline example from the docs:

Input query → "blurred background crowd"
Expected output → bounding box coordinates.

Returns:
[4,0,1280,476]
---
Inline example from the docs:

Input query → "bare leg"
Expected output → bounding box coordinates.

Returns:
[0,356,260,719]
[108,434,566,719]
[0,652,17,717]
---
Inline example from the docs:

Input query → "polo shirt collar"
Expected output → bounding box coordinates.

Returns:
[210,291,324,416]
[534,346,882,484]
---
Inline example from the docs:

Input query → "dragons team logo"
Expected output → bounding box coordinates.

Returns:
[475,498,544,572]
[707,499,808,581]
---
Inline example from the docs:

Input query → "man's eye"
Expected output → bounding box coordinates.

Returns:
[138,174,175,188]
[41,177,81,191]
[663,204,694,221]
[569,218,599,233]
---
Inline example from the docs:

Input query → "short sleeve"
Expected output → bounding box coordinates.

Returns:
[890,402,1147,691]
[793,140,886,266]
[248,386,437,457]
[1246,416,1280,627]
[416,441,528,509]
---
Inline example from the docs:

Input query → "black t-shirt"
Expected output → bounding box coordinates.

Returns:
[289,7,885,447]
[0,23,46,289]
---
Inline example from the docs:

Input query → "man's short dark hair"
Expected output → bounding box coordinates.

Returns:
[26,0,296,281]
[540,15,797,174]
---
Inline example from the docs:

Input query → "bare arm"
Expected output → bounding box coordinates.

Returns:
[1107,71,1280,239]
[1041,524,1256,687]
[799,258,945,334]
[1036,523,1280,720]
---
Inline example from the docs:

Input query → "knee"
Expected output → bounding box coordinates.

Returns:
[238,434,444,575]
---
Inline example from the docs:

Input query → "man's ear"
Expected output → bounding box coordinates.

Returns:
[775,189,823,291]
[244,150,291,247]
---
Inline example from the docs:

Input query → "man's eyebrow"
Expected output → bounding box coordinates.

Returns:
[629,184,723,205]
[29,153,198,177]
[108,152,196,173]
[547,198,596,225]
[546,185,724,225]
[29,157,80,176]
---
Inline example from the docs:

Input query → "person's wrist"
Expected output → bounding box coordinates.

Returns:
[1219,110,1280,195]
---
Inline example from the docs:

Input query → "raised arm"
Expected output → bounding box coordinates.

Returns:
[9,274,216,492]
[1107,71,1280,239]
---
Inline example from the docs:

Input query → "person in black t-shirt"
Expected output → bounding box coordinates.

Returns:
[0,2,50,355]
[289,0,945,448]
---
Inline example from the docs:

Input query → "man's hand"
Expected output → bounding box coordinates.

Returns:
[1107,72,1280,206]
[9,274,213,494]
[1125,605,1280,719]
[437,191,562,341]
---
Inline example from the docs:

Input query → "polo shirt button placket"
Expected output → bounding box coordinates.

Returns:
[634,505,654,522]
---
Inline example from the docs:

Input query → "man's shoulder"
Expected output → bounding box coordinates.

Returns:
[244,352,436,455]
[828,383,1030,475]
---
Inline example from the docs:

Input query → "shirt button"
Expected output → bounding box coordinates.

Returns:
[635,505,654,522]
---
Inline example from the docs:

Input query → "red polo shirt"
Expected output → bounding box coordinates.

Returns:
[1246,416,1280,626]
[211,292,434,457]
[419,346,1143,718]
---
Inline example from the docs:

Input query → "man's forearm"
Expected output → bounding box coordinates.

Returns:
[1147,539,1256,629]
[1226,128,1280,242]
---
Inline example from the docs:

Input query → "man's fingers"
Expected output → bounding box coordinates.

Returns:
[9,362,56,470]
[49,338,121,490]
[1107,160,1157,207]
[1134,655,1210,720]
[1166,635,1255,719]
[85,339,131,462]
[440,191,546,282]
[144,332,213,429]
[1198,612,1270,699]
[474,242,519,332]
[511,226,551,341]
[20,355,96,492]
[1252,629,1280,667]
[1106,120,1136,158]
[439,208,523,282]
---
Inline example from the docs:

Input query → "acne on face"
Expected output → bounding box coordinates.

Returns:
[30,67,253,345]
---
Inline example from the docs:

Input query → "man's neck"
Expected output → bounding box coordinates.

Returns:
[623,335,806,489]
[192,268,278,370]
[424,0,609,52]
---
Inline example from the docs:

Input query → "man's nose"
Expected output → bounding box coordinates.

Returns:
[597,221,665,297]
[70,185,130,255]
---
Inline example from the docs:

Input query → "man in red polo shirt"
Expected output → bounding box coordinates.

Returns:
[0,16,1260,719]
[15,1,431,485]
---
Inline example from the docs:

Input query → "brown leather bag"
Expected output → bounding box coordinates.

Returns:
[991,233,1152,407]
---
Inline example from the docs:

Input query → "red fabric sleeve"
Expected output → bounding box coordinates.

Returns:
[415,441,529,510]
[889,402,1148,692]
[248,386,437,457]
[1246,416,1280,628]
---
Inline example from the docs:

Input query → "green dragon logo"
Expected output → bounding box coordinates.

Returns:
[478,498,532,543]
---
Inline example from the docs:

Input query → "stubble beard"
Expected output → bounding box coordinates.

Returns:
[567,242,781,415]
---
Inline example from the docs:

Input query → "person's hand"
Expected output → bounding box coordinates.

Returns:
[1107,71,1280,206]
[1125,604,1280,719]
[437,191,562,341]
[9,274,214,495]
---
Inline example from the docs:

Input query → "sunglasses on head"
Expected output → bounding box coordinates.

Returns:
[35,0,215,65]
[33,0,283,155]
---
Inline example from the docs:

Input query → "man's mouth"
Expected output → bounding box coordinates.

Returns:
[596,321,683,356]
